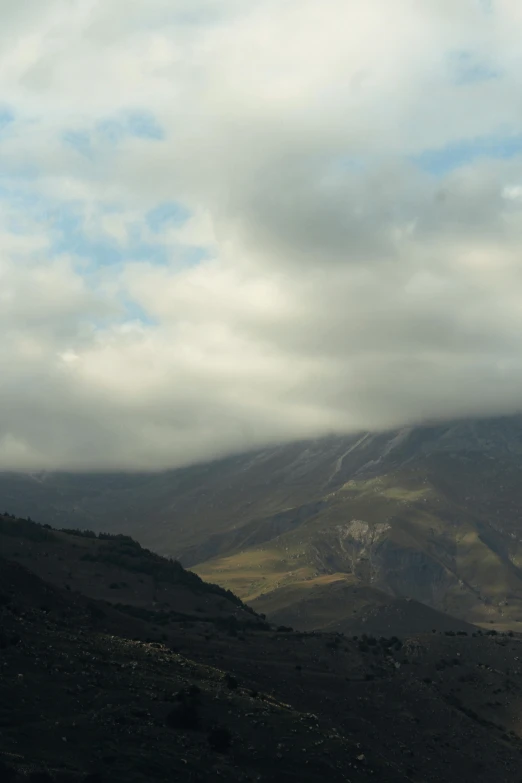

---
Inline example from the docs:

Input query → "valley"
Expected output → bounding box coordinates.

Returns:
[4,416,522,633]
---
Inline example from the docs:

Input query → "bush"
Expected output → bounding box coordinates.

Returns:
[207,726,232,753]
[27,772,54,783]
[0,516,55,542]
[225,674,238,690]
[166,701,200,730]
[0,759,17,782]
[61,528,97,538]
[89,603,106,620]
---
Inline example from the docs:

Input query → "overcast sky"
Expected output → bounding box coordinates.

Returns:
[2,0,522,470]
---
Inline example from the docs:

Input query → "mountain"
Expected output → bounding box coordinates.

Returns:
[3,416,522,631]
[0,513,252,625]
[4,513,522,782]
[250,575,477,637]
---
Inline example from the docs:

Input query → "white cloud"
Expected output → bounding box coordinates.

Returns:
[1,0,522,470]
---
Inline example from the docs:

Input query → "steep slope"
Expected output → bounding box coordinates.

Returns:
[250,574,477,636]
[3,416,522,630]
[4,516,522,782]
[194,458,522,629]
[0,513,254,625]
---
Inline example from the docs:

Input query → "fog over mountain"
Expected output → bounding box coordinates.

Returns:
[2,0,522,470]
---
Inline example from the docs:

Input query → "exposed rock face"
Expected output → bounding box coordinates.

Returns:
[3,415,522,629]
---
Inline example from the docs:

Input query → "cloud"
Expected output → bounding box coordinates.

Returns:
[1,0,522,470]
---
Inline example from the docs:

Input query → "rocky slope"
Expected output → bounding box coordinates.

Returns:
[3,416,522,630]
[4,515,522,781]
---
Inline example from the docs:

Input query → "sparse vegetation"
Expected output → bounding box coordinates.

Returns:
[207,725,232,753]
[3,508,522,780]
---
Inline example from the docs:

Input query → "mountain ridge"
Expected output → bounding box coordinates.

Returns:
[3,415,522,631]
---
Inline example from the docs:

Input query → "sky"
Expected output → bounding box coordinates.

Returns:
[2,0,522,471]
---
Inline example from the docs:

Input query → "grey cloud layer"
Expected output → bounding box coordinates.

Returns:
[1,0,522,469]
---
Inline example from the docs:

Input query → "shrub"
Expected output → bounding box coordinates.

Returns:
[207,726,232,753]
[0,516,55,542]
[166,701,200,730]
[0,759,17,782]
[61,528,97,538]
[89,603,106,620]
[225,674,238,690]
[27,772,54,782]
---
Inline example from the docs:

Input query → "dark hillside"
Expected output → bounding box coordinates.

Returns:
[3,516,522,781]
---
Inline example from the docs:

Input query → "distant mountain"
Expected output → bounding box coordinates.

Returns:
[250,574,477,637]
[5,513,522,782]
[3,415,522,631]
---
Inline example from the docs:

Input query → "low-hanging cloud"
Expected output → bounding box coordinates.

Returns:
[2,0,522,470]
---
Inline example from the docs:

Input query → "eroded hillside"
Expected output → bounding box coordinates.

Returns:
[3,416,522,631]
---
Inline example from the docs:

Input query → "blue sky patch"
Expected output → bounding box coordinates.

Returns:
[449,50,499,85]
[122,298,158,326]
[413,134,522,175]
[126,111,164,140]
[96,110,164,145]
[0,106,14,130]
[478,0,493,13]
[0,174,207,332]
[63,129,93,159]
[50,207,171,268]
[62,111,164,156]
[146,201,191,233]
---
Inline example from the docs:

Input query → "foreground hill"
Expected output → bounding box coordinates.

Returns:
[4,516,522,782]
[0,513,253,625]
[3,416,522,630]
